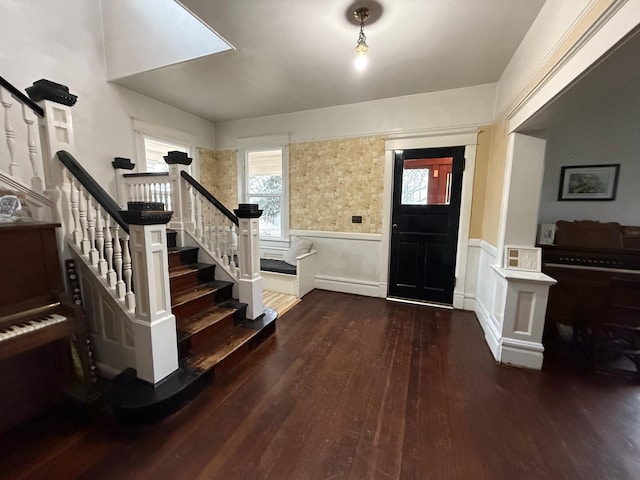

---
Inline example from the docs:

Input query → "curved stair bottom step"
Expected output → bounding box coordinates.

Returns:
[105,307,277,425]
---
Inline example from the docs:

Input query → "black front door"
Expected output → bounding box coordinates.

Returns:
[388,146,465,304]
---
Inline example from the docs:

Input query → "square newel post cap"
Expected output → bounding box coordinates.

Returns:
[112,157,135,170]
[26,79,78,106]
[163,151,192,165]
[234,203,263,218]
[120,202,173,225]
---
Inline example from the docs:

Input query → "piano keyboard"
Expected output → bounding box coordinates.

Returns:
[0,313,67,341]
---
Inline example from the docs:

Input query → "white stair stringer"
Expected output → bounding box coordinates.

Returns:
[67,239,136,378]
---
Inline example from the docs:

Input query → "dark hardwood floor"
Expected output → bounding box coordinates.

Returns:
[1,289,639,480]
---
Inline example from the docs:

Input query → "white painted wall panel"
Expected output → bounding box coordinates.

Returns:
[215,84,497,148]
[496,0,592,114]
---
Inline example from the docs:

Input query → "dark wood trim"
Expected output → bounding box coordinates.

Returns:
[180,171,238,226]
[0,76,44,117]
[56,150,129,233]
[122,172,170,178]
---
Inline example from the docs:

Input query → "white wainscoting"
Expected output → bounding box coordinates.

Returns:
[289,230,484,305]
[289,229,383,297]
[473,240,502,361]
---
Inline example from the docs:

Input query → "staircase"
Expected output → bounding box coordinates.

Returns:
[107,230,276,424]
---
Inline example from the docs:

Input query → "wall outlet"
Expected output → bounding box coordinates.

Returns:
[352,215,362,224]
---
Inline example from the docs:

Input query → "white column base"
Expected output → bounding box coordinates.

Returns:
[132,313,179,384]
[239,276,264,320]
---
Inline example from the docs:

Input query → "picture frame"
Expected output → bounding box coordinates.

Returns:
[537,223,556,245]
[558,164,620,201]
[504,246,541,272]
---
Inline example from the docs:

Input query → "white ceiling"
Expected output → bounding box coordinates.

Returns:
[112,0,546,123]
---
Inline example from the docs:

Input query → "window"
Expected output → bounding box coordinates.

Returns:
[142,136,189,173]
[246,149,285,239]
[401,157,453,205]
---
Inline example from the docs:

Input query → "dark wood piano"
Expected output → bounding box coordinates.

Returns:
[0,222,96,433]
[541,220,640,374]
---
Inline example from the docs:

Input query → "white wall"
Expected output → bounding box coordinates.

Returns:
[102,0,230,80]
[0,0,215,197]
[495,0,592,114]
[538,80,640,225]
[215,83,497,148]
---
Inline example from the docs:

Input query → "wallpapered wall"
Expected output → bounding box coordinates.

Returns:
[200,137,385,234]
[289,136,385,234]
[199,147,238,210]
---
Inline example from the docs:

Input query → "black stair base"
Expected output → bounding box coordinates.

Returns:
[106,309,278,425]
[106,364,206,425]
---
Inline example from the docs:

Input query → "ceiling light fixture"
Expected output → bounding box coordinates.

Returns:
[354,7,370,71]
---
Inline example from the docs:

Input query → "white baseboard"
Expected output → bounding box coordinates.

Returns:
[474,297,500,361]
[501,338,544,370]
[463,295,476,311]
[315,275,380,297]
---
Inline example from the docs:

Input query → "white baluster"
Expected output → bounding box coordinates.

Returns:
[113,224,125,299]
[194,193,202,240]
[122,235,135,311]
[95,205,107,276]
[67,173,82,245]
[78,186,90,255]
[165,182,172,211]
[104,215,116,287]
[0,88,17,176]
[230,224,238,277]
[86,194,98,265]
[215,217,222,260]
[186,183,195,232]
[22,103,41,191]
[207,205,214,251]
[222,224,229,266]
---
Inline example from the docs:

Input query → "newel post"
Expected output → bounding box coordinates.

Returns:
[165,151,193,241]
[234,204,264,320]
[28,80,77,244]
[122,205,179,384]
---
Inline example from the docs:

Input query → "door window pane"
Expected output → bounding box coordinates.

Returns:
[401,157,453,205]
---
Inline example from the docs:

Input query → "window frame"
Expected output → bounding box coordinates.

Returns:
[133,119,199,177]
[237,135,289,244]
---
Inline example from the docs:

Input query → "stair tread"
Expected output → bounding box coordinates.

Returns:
[172,280,233,307]
[176,302,240,336]
[184,324,257,373]
[169,263,213,278]
[168,246,199,254]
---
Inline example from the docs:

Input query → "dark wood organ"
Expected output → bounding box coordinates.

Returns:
[541,220,640,376]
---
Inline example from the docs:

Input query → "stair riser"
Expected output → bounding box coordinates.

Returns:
[168,248,199,269]
[179,314,236,359]
[172,284,234,321]
[170,265,216,293]
[166,230,177,249]
[213,321,276,376]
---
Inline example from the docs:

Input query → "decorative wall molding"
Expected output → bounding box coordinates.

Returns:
[315,274,380,298]
[289,229,382,242]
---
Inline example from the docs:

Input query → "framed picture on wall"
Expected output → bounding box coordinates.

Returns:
[558,164,620,201]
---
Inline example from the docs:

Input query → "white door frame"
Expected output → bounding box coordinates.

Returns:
[380,128,479,308]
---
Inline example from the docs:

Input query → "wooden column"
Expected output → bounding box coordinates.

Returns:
[125,208,178,384]
[234,204,264,320]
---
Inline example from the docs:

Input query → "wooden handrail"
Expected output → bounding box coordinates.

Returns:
[180,170,239,226]
[0,76,44,117]
[123,172,170,178]
[56,150,129,233]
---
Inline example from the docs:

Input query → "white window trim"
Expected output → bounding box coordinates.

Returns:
[236,134,290,243]
[133,119,200,177]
